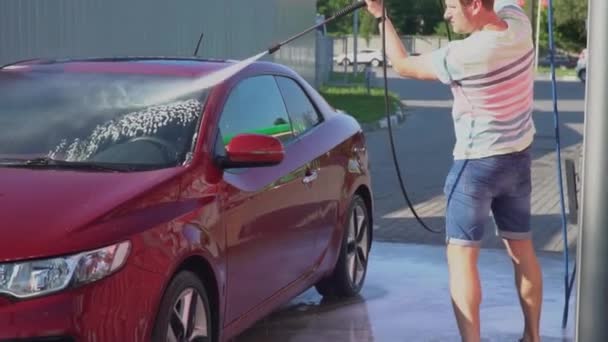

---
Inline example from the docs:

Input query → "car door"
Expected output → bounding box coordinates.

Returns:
[359,50,372,63]
[217,75,319,324]
[274,76,330,258]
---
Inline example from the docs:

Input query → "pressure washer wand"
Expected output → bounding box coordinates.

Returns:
[268,1,369,55]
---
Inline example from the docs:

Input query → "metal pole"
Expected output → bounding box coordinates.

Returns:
[575,0,608,340]
[353,3,359,79]
[534,0,542,71]
[344,37,348,82]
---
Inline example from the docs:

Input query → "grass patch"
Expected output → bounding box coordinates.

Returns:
[320,85,402,124]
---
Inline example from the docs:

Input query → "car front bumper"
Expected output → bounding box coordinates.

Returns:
[0,263,165,342]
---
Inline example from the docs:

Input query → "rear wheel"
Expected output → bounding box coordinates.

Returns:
[371,59,381,68]
[315,194,371,298]
[152,271,213,342]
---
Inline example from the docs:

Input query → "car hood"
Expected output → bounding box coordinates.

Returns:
[0,167,184,262]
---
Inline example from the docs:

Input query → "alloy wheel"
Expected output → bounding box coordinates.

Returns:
[345,202,370,287]
[168,288,209,342]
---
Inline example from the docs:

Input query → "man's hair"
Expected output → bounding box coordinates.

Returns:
[460,0,494,10]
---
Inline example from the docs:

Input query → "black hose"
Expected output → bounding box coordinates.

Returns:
[379,1,443,234]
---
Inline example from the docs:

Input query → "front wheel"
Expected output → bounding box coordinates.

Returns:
[315,194,371,298]
[152,271,213,342]
[370,59,381,67]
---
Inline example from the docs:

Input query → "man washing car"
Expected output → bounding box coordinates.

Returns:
[363,0,543,341]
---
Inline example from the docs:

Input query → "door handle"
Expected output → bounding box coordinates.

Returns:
[302,170,318,184]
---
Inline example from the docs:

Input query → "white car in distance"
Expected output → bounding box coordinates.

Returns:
[333,49,392,67]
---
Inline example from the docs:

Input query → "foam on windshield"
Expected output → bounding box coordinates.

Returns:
[48,99,202,161]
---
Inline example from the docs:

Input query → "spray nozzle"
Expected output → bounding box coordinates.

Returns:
[269,44,281,55]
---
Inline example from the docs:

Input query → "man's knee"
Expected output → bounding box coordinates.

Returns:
[503,238,535,264]
[447,243,480,267]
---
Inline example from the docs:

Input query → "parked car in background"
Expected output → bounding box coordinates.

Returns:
[537,52,578,69]
[333,48,391,67]
[576,48,587,83]
[0,57,374,341]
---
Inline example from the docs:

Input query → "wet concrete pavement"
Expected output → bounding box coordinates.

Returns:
[236,242,575,341]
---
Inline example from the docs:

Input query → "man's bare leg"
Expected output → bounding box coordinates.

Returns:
[447,244,482,342]
[503,239,543,342]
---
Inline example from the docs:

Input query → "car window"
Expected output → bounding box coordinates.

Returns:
[219,75,294,145]
[275,76,321,137]
[0,70,206,168]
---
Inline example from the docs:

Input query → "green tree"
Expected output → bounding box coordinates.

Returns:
[552,0,588,52]
[433,1,588,53]
[317,0,588,53]
[358,10,377,43]
[315,0,380,42]
[385,0,445,35]
[317,0,355,35]
[536,0,587,54]
[317,0,446,36]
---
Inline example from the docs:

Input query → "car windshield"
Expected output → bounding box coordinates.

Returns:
[0,69,208,170]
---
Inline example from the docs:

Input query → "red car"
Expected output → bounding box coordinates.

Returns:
[0,57,373,341]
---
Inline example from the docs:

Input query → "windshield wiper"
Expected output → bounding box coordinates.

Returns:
[0,157,136,172]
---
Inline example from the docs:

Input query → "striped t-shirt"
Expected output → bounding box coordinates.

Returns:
[431,0,535,160]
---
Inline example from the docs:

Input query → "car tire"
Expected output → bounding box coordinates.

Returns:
[315,194,371,298]
[152,271,213,342]
[371,59,380,68]
[342,58,351,66]
[579,68,586,83]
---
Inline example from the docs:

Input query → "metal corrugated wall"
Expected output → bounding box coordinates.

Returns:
[0,0,317,84]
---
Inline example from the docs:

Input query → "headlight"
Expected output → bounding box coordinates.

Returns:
[0,241,130,299]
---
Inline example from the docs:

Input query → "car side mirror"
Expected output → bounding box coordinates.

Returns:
[218,133,284,169]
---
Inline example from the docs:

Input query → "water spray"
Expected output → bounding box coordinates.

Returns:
[46,2,376,165]
[149,1,370,107]
[150,50,268,105]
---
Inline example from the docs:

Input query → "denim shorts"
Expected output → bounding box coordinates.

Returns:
[444,147,532,246]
